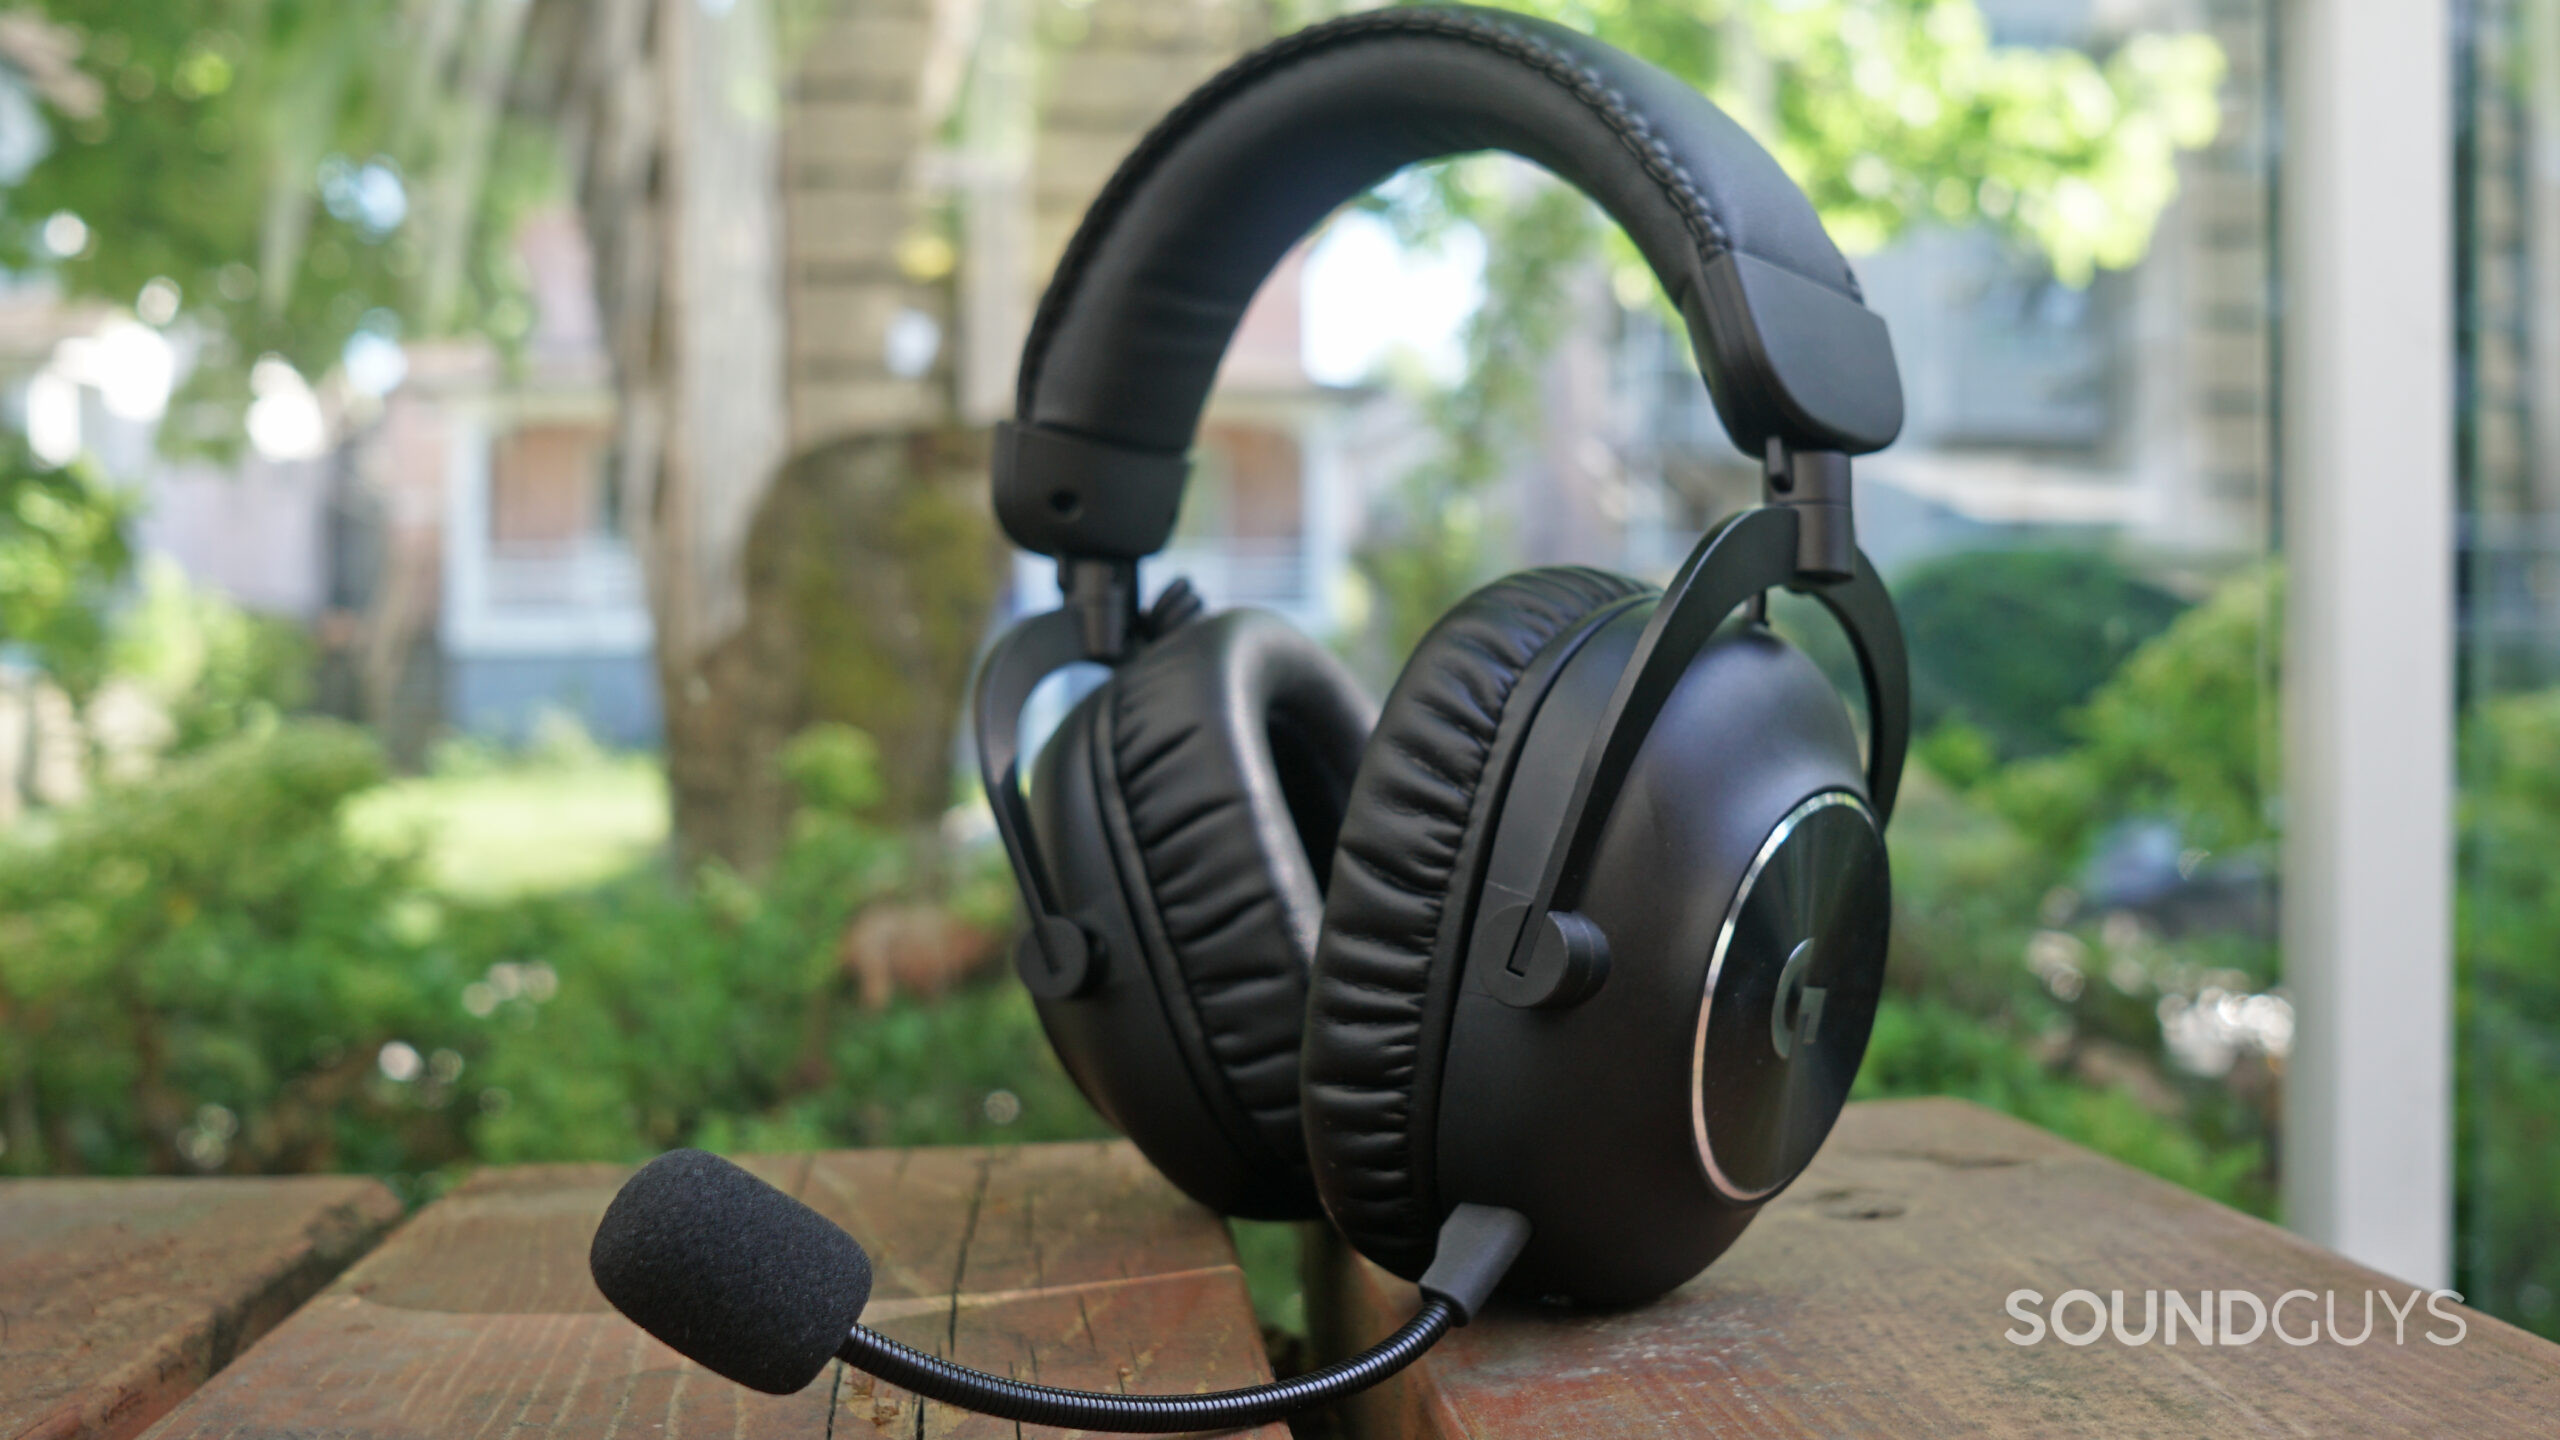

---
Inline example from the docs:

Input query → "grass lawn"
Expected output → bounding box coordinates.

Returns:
[344,756,669,898]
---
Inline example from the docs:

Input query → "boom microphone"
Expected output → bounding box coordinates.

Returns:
[589,1148,873,1395]
[589,1150,1529,1432]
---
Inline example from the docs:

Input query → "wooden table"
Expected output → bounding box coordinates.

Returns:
[0,1175,401,1440]
[15,1107,2557,1440]
[130,1141,1284,1440]
[1315,1098,2560,1438]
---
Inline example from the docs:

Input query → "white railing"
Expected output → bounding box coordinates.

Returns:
[482,538,646,612]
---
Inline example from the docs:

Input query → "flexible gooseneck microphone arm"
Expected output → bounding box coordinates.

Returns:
[588,1150,1531,1432]
[838,1298,1459,1432]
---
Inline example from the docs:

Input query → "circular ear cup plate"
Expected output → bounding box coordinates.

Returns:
[1301,567,1653,1278]
[1692,790,1890,1201]
[1099,609,1373,1213]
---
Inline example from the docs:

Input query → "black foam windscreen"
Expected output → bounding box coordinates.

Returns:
[589,1149,873,1395]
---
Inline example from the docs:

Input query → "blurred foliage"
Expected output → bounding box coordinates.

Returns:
[2456,688,2560,1336]
[779,722,885,819]
[1884,554,2560,1327]
[1854,993,2264,1205]
[0,719,429,1175]
[1983,565,2279,863]
[111,559,313,753]
[0,713,1096,1190]
[1349,181,1601,666]
[1285,0,2231,276]
[1715,0,2223,281]
[1865,561,2287,1219]
[1342,0,2227,654]
[0,437,131,700]
[1895,547,2188,759]
[1874,761,2276,1219]
[10,0,554,453]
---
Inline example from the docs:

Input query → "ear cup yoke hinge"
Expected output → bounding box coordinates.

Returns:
[968,577,1209,997]
[972,607,1106,996]
[1763,441,1856,583]
[1483,506,1910,1006]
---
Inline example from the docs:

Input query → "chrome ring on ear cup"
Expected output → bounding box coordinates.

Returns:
[1692,789,1890,1204]
[1427,616,1882,1305]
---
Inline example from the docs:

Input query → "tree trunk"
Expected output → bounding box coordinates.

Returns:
[529,0,1263,873]
[534,0,793,872]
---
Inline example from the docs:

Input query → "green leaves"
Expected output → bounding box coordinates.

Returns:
[1532,0,2229,283]
[0,714,1096,1181]
[14,1,548,453]
[2454,687,2560,1334]
[1343,0,2229,664]
[1980,566,2281,863]
[0,438,132,700]
[1898,547,2191,760]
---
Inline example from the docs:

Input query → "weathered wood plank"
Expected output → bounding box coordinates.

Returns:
[0,1175,401,1440]
[1318,1098,2560,1439]
[141,1142,1285,1439]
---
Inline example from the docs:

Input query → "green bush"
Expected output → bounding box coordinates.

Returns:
[2456,688,2560,1336]
[0,715,1101,1192]
[1877,566,2288,1221]
[1982,565,2279,865]
[447,753,1099,1166]
[0,719,463,1176]
[1895,547,2189,759]
[0,440,131,702]
[1855,993,2266,1212]
[111,561,314,755]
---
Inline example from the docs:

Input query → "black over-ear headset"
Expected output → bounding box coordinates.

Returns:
[590,8,1911,1429]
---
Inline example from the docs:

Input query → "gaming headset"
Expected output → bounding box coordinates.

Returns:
[590,7,1911,1429]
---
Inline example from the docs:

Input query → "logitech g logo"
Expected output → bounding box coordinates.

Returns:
[1772,938,1826,1059]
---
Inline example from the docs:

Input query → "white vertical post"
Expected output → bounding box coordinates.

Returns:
[2280,0,2454,1288]
[442,408,492,658]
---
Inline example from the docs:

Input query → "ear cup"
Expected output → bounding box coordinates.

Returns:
[1094,608,1374,1211]
[1301,567,1653,1277]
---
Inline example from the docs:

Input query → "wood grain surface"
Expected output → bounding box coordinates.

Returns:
[1,1175,402,1440]
[141,1141,1288,1439]
[1315,1098,2560,1439]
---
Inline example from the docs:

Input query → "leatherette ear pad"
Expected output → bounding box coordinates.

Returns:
[1035,609,1373,1214]
[1301,568,1652,1274]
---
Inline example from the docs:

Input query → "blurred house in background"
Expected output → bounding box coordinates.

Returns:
[7,0,2277,754]
[0,202,651,760]
[924,0,1378,632]
[431,208,651,747]
[1155,249,1369,635]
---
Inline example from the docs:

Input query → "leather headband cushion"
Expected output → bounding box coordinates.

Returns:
[1018,5,1858,460]
[1109,609,1376,1203]
[1302,567,1652,1277]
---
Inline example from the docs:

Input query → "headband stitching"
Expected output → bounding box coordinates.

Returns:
[1019,8,1793,420]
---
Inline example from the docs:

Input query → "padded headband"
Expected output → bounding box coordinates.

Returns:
[996,5,1904,560]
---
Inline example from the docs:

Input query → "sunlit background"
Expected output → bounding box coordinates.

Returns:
[0,0,2548,1348]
